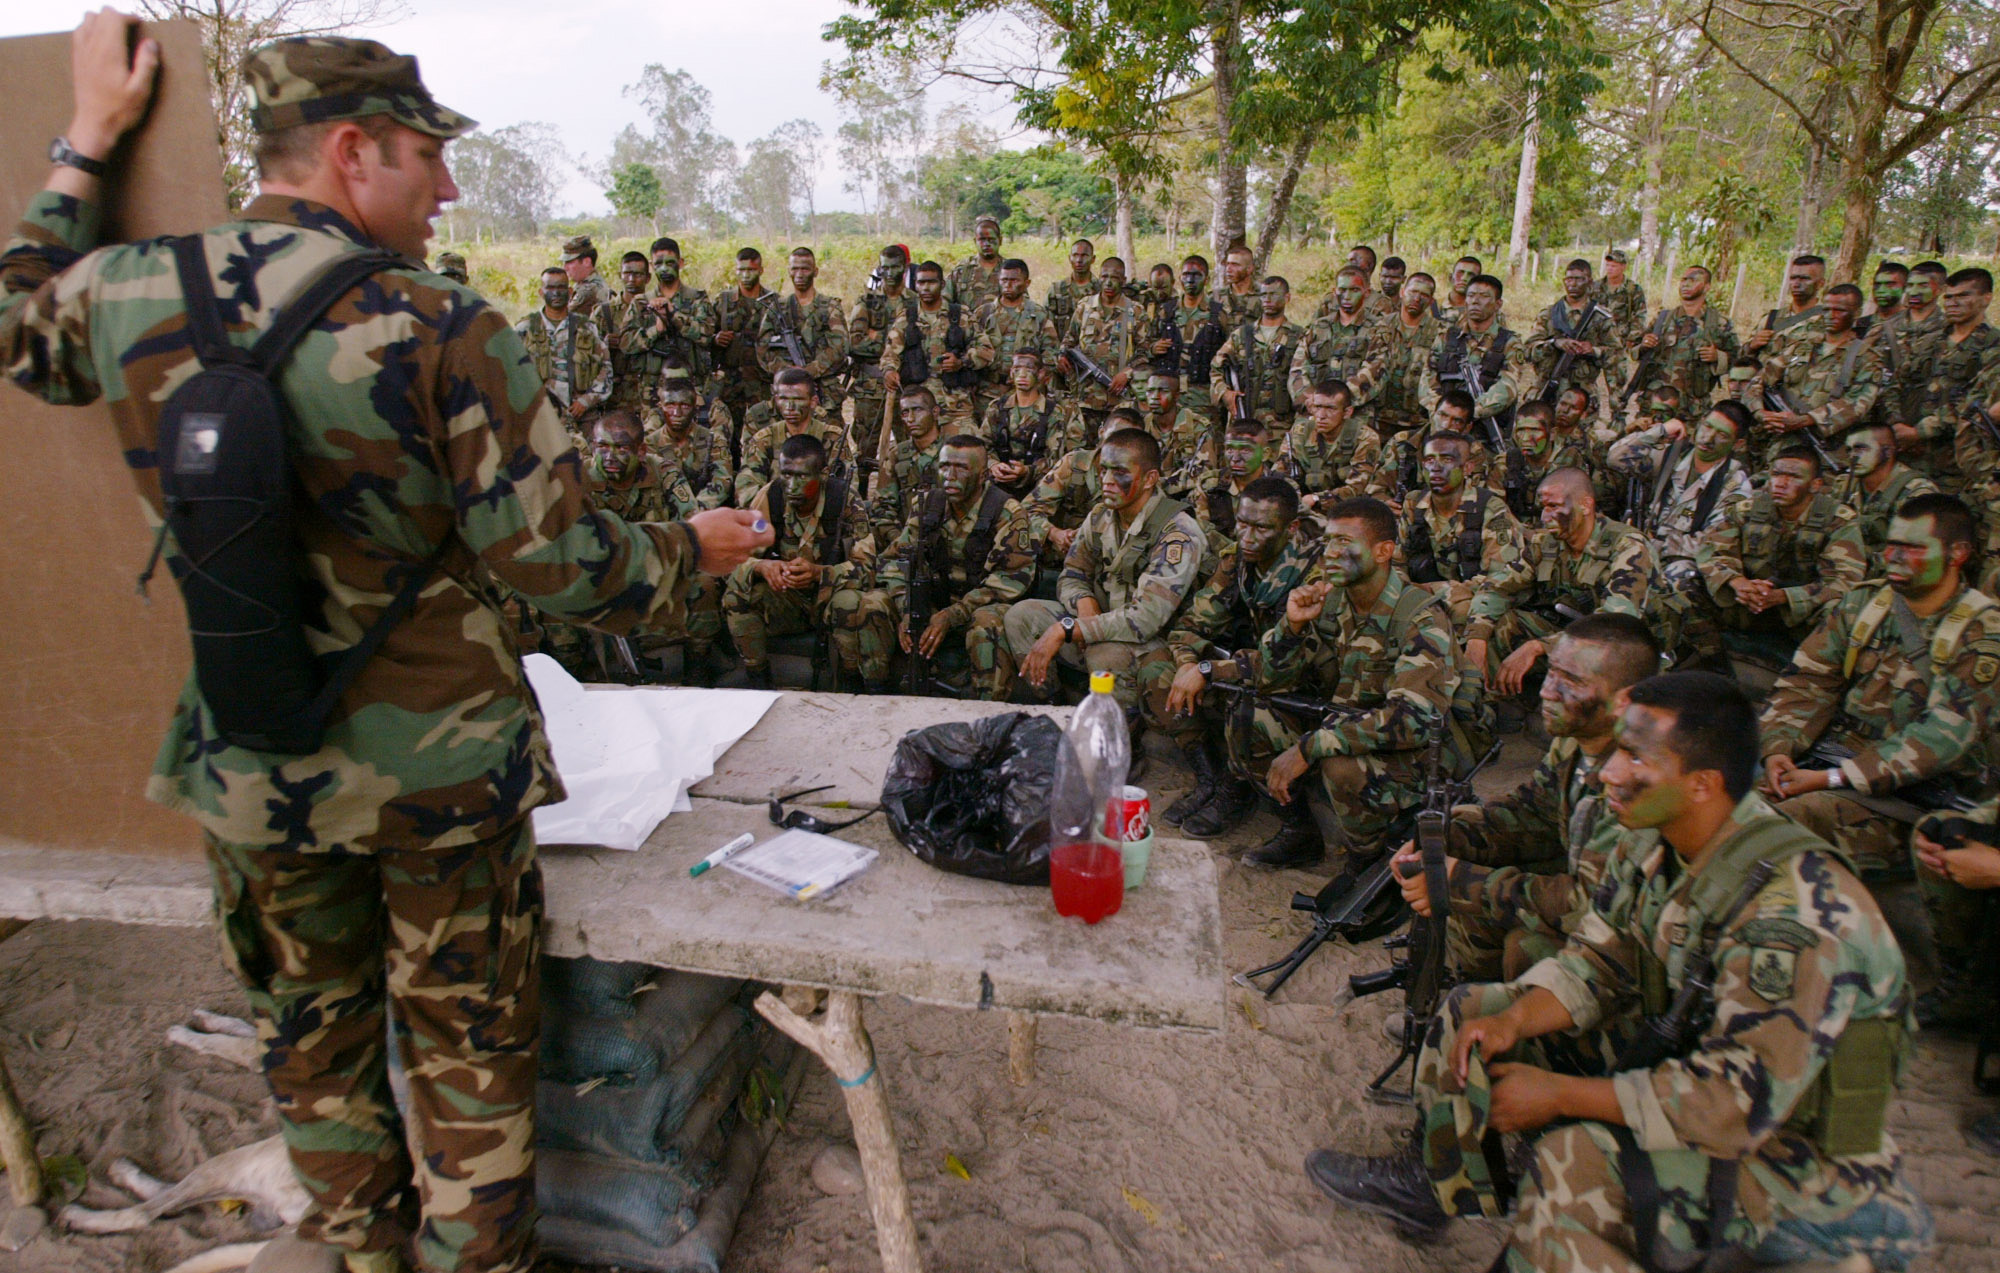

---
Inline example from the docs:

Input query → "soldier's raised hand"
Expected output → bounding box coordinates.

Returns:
[1284,580,1331,629]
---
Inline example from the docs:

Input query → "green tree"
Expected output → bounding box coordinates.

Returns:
[607,162,665,233]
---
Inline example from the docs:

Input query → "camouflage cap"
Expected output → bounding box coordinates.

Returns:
[562,236,597,262]
[1604,248,1630,265]
[243,38,475,138]
[434,251,468,275]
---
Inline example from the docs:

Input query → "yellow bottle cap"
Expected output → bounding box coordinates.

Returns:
[1090,671,1115,694]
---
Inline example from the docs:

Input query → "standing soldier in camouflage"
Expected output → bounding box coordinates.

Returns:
[947,215,1004,310]
[1396,430,1530,631]
[1759,492,2000,939]
[969,257,1059,427]
[1420,274,1524,448]
[1750,282,1880,471]
[1735,253,1828,372]
[1628,265,1738,413]
[874,435,1037,698]
[1607,399,1754,561]
[560,233,609,326]
[1240,497,1464,869]
[1312,674,1933,1273]
[432,249,467,284]
[517,264,612,442]
[609,236,715,418]
[1436,255,1482,325]
[1003,429,1208,717]
[727,434,882,690]
[1149,254,1230,428]
[1590,247,1646,347]
[1884,261,1950,458]
[601,250,650,393]
[1695,444,1869,660]
[1377,255,1407,306]
[1288,265,1389,430]
[1912,268,2000,498]
[1282,379,1385,509]
[757,246,848,418]
[1062,259,1146,437]
[1392,614,1658,982]
[983,348,1081,499]
[845,244,911,474]
[1045,237,1096,337]
[643,361,732,512]
[1154,475,1321,837]
[1217,241,1262,327]
[1375,271,1443,440]
[1835,420,1938,569]
[1210,274,1303,437]
[1857,260,1907,336]
[1524,259,1625,411]
[712,246,777,430]
[869,386,946,550]
[883,259,982,433]
[735,369,852,504]
[0,23,773,1272]
[1469,468,1657,702]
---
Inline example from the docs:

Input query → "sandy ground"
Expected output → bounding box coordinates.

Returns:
[2,735,1997,1272]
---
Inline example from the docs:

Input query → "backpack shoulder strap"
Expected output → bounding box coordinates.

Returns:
[1930,589,1997,675]
[166,235,250,369]
[252,248,404,374]
[1843,586,1898,679]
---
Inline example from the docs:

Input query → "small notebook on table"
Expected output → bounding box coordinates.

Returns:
[724,828,877,900]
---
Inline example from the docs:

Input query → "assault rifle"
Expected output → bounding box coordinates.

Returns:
[1154,308,1184,379]
[1060,345,1116,392]
[1965,399,2000,451]
[591,633,645,685]
[1220,356,1253,422]
[941,303,979,391]
[1465,350,1532,518]
[1617,308,1674,409]
[1534,301,1600,405]
[771,299,810,370]
[902,527,937,696]
[1760,384,1849,476]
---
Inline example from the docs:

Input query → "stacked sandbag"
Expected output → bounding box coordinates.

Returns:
[535,956,800,1273]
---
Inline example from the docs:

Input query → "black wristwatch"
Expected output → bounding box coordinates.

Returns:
[49,136,109,178]
[1059,615,1077,635]
[1196,659,1213,678]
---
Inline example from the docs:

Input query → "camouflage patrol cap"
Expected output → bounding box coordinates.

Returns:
[562,235,597,262]
[434,251,468,279]
[1604,248,1630,265]
[243,38,476,138]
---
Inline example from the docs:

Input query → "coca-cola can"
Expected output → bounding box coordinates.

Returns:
[1104,785,1151,842]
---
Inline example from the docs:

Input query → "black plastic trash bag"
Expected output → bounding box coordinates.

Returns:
[881,712,1060,884]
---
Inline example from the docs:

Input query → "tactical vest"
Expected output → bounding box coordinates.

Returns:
[1406,488,1490,585]
[1202,483,1238,541]
[915,482,1011,607]
[1236,319,1298,419]
[648,288,711,382]
[1303,313,1374,387]
[770,473,852,567]
[1648,442,1735,543]
[993,401,1058,467]
[1531,519,1633,617]
[1431,325,1516,431]
[1742,491,1838,587]
[1843,585,1998,678]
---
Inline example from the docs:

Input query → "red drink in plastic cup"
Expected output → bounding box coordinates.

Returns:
[1103,785,1151,842]
[1050,841,1125,923]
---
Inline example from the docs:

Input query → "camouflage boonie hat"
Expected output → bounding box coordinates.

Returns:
[1604,248,1630,264]
[562,236,597,262]
[243,38,475,139]
[434,251,468,279]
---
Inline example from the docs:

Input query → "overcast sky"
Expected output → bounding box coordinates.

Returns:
[0,0,1024,215]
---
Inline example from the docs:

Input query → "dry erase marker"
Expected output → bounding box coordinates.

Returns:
[690,832,756,877]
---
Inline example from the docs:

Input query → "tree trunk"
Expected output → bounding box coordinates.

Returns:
[1638,137,1662,273]
[1208,0,1247,259]
[1792,133,1825,259]
[1114,170,1136,266]
[1832,166,1880,285]
[1507,87,1542,281]
[1250,126,1322,275]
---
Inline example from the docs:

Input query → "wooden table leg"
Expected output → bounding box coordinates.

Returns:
[1006,1011,1036,1087]
[755,989,922,1273]
[0,919,38,1207]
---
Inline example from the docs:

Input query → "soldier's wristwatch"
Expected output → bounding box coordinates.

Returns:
[1196,660,1213,678]
[1059,615,1078,634]
[48,136,108,177]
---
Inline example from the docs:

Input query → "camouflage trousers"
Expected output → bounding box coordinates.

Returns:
[1418,983,1931,1273]
[963,602,1013,700]
[1773,791,1908,883]
[1481,608,1563,682]
[1136,663,1226,751]
[849,384,893,472]
[721,569,888,683]
[998,598,1171,712]
[1446,867,1577,984]
[1219,702,1424,855]
[206,823,542,1273]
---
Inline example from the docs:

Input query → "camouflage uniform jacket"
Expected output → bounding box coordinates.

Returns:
[569,271,611,326]
[587,453,688,523]
[1757,332,1882,451]
[946,255,1001,311]
[1375,309,1445,433]
[515,307,612,415]
[874,484,1037,628]
[1834,464,1939,563]
[1696,493,1868,629]
[1288,309,1389,407]
[1956,358,2000,501]
[1760,582,2000,798]
[0,192,701,851]
[1588,276,1647,347]
[1448,737,1621,942]
[1211,317,1305,427]
[745,478,874,597]
[882,298,984,421]
[609,285,716,410]
[756,292,849,396]
[1282,416,1385,501]
[1915,323,2000,489]
[1524,299,1626,404]
[1219,286,1263,330]
[1516,793,1914,1188]
[1420,320,1526,424]
[1875,308,1945,429]
[1044,275,1095,337]
[1312,289,1395,324]
[969,297,1062,392]
[1394,488,1530,590]
[844,288,905,375]
[640,413,732,512]
[1605,426,1754,560]
[734,417,852,505]
[1632,303,1740,405]
[1147,403,1212,492]
[1467,516,1656,642]
[1154,291,1229,393]
[1021,446,1101,544]
[1064,293,1146,410]
[712,284,776,385]
[1057,493,1209,645]
[983,394,1083,481]
[1257,570,1460,761]
[869,433,945,548]
[1168,536,1322,664]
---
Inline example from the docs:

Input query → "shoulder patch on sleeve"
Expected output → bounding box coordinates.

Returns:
[1737,916,1818,951]
[1974,652,2000,685]
[1165,542,1185,566]
[1747,945,1799,1003]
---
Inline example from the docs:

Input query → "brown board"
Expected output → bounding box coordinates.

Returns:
[0,20,227,861]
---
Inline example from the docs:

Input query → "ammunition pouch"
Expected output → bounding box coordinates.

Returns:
[1783,1016,1905,1158]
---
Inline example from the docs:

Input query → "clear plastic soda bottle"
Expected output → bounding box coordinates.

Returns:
[1049,671,1130,923]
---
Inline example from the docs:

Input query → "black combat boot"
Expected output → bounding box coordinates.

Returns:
[1968,1112,2000,1156]
[1243,797,1323,869]
[1304,1145,1449,1240]
[1914,967,1982,1032]
[742,663,774,691]
[1182,769,1260,839]
[1163,739,1223,826]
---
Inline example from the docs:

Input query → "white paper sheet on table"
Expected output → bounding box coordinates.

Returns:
[525,654,779,849]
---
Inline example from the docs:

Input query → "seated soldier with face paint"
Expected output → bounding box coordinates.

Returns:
[1834,419,1939,572]
[1186,416,1289,544]
[734,367,852,506]
[1281,378,1385,511]
[1151,475,1321,839]
[1018,409,1134,576]
[724,434,888,691]
[1392,614,1659,987]
[1001,428,1209,727]
[643,359,732,513]
[982,347,1083,499]
[869,385,947,551]
[1310,673,1933,1273]
[1394,429,1530,633]
[1235,498,1465,870]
